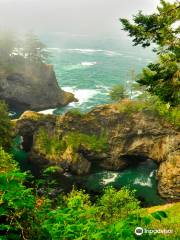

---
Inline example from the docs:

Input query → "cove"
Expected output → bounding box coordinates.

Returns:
[75,159,166,206]
[11,137,165,206]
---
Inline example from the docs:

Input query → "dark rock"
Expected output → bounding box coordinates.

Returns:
[0,63,77,112]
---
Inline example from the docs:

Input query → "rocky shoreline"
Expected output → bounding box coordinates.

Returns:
[13,100,180,201]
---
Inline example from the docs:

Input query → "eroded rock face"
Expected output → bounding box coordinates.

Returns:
[0,64,76,112]
[14,100,180,199]
[157,152,180,200]
[61,146,91,175]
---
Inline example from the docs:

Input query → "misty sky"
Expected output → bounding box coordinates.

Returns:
[0,0,162,36]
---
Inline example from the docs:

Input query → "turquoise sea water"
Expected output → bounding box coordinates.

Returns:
[77,160,165,206]
[40,33,155,114]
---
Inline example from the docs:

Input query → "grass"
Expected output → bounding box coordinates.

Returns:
[114,99,180,127]
[63,131,109,152]
[143,202,180,239]
[35,128,66,159]
[115,99,146,114]
[34,128,109,161]
[68,108,84,117]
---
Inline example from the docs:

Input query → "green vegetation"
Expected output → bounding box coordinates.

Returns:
[109,0,180,127]
[1,147,179,240]
[143,96,180,127]
[35,128,66,158]
[23,32,49,63]
[145,203,180,238]
[0,1,179,239]
[68,108,84,117]
[34,128,109,163]
[115,97,180,127]
[0,84,179,240]
[0,101,12,149]
[41,187,141,240]
[115,99,146,114]
[1,102,178,239]
[64,131,108,152]
[96,187,140,223]
[109,84,128,101]
[0,147,36,239]
[0,30,48,72]
[120,0,180,107]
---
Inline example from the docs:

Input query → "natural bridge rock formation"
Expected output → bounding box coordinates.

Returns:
[13,100,180,200]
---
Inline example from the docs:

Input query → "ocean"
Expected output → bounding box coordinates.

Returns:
[40,32,155,114]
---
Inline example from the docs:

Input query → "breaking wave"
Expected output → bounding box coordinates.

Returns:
[133,170,155,187]
[81,61,97,66]
[62,87,100,105]
[101,172,119,185]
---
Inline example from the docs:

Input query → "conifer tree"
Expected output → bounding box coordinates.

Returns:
[23,32,49,63]
[120,0,180,106]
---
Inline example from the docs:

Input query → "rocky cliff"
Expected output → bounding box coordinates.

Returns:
[0,63,76,111]
[13,100,180,200]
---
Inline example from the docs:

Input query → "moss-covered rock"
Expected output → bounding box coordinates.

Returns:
[14,100,180,200]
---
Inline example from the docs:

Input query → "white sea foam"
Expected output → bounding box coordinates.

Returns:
[149,170,155,178]
[134,167,155,188]
[64,61,97,71]
[95,84,110,91]
[105,50,123,57]
[81,61,97,66]
[47,47,123,58]
[102,172,119,185]
[38,109,56,115]
[46,48,63,54]
[134,177,152,187]
[62,87,100,105]
[62,87,75,93]
[65,48,123,57]
[46,47,61,51]
[74,89,99,104]
[8,111,16,117]
[131,90,142,99]
[66,48,104,53]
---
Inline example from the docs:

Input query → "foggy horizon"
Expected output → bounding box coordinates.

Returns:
[0,0,161,37]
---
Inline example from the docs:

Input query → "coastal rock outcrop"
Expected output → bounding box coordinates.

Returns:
[157,152,180,200]
[0,63,76,112]
[13,100,180,199]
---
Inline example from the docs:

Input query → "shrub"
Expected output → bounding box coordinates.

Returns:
[109,84,128,102]
[97,187,140,223]
[63,132,109,152]
[68,108,83,117]
[42,189,97,240]
[35,128,109,161]
[35,127,66,157]
[144,96,180,127]
[0,101,12,149]
[0,148,35,239]
[116,99,146,115]
[116,97,180,127]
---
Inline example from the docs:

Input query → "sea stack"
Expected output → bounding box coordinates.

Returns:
[0,63,76,112]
